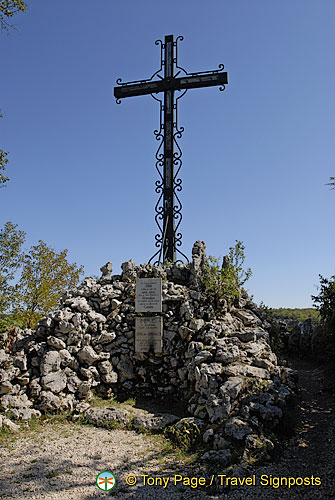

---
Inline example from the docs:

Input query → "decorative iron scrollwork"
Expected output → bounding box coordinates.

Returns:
[148,36,190,266]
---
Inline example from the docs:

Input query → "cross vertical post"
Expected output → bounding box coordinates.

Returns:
[163,35,175,262]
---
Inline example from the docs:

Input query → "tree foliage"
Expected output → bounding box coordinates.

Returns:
[267,307,320,327]
[0,0,27,31]
[202,240,252,301]
[327,176,334,190]
[312,274,335,328]
[227,240,252,288]
[1,2,28,184]
[0,221,25,313]
[14,241,84,328]
[312,274,335,359]
[0,149,9,188]
[0,111,10,189]
[0,222,84,329]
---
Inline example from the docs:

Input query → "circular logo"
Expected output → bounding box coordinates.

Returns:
[96,471,116,491]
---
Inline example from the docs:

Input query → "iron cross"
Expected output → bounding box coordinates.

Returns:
[114,35,228,264]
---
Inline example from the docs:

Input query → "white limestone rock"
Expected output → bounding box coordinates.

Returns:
[40,351,61,376]
[77,346,100,365]
[41,371,67,394]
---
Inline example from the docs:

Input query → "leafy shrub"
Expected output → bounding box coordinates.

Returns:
[202,240,252,301]
[164,421,201,450]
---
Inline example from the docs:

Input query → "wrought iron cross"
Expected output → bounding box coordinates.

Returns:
[114,35,228,264]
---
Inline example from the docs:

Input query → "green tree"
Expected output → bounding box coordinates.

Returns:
[0,149,9,188]
[1,3,28,185]
[228,240,252,288]
[14,241,84,328]
[0,111,10,189]
[312,274,335,327]
[0,0,27,31]
[0,221,25,314]
[268,307,320,327]
[312,274,335,360]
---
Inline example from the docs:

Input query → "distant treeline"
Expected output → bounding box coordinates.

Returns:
[270,307,320,325]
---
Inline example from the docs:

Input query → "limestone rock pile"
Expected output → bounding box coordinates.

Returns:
[0,241,297,464]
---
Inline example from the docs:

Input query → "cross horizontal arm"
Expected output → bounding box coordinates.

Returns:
[114,72,228,100]
[175,72,228,91]
[114,80,163,99]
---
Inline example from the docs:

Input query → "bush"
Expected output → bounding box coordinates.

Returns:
[202,240,252,302]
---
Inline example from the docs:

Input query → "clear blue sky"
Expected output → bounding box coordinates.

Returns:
[1,0,334,308]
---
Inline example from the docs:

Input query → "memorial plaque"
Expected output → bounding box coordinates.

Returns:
[135,278,162,312]
[135,316,163,353]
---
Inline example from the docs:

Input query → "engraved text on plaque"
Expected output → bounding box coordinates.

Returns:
[135,316,163,354]
[135,278,162,312]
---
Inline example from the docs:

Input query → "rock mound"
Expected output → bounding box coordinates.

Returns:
[0,241,297,465]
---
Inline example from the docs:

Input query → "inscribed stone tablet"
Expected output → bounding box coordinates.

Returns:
[135,317,163,354]
[135,278,162,312]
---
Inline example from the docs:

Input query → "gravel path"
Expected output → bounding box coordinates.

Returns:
[0,358,334,499]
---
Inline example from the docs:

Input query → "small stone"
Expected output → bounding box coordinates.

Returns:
[188,319,205,331]
[47,336,66,350]
[87,311,106,323]
[29,379,42,397]
[201,449,231,464]
[0,381,13,395]
[178,326,194,340]
[59,349,74,367]
[40,351,61,376]
[41,371,67,393]
[225,417,252,440]
[234,310,261,326]
[66,297,91,313]
[216,345,240,364]
[233,331,256,342]
[13,355,27,371]
[132,413,179,431]
[220,377,244,399]
[101,371,118,384]
[77,381,92,399]
[77,346,100,365]
[38,391,62,412]
[100,262,113,278]
[117,359,135,381]
[1,417,20,432]
[84,407,130,427]
[185,341,204,359]
[97,332,116,344]
[203,428,214,444]
[213,434,229,450]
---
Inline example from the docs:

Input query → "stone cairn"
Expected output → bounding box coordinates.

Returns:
[0,241,297,465]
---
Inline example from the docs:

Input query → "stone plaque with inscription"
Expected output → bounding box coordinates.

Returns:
[135,278,162,312]
[135,316,163,354]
